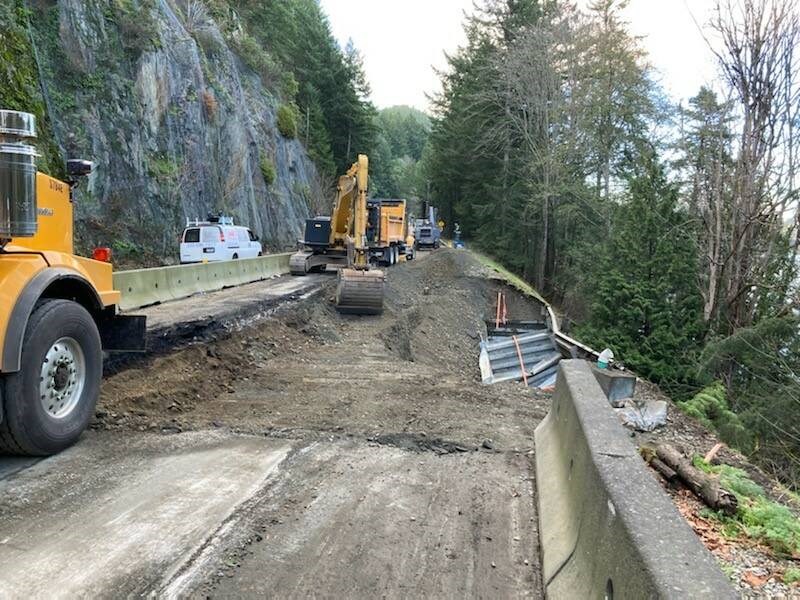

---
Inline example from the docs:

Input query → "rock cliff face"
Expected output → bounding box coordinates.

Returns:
[24,0,318,265]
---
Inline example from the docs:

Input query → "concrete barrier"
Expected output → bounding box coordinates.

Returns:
[114,253,292,311]
[535,360,734,599]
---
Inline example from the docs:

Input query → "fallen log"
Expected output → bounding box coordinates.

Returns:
[650,457,679,484]
[640,446,679,484]
[655,443,738,515]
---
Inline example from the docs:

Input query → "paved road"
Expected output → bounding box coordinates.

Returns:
[0,431,290,597]
[0,432,538,599]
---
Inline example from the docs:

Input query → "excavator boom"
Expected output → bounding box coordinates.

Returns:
[334,154,384,313]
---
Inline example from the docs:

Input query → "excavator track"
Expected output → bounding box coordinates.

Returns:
[290,251,311,276]
[335,268,385,314]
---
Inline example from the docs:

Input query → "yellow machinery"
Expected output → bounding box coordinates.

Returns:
[366,198,413,265]
[0,110,145,455]
[290,154,385,313]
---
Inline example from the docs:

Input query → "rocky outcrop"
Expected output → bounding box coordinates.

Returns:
[27,0,317,265]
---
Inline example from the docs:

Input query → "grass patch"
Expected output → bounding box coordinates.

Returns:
[471,250,551,309]
[784,567,800,584]
[277,103,298,138]
[259,153,276,186]
[694,457,800,557]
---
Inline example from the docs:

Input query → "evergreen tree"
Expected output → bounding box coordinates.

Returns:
[577,149,703,389]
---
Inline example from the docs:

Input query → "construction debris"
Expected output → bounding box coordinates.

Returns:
[616,399,668,432]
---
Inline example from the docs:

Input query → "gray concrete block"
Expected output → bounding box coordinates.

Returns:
[534,360,734,599]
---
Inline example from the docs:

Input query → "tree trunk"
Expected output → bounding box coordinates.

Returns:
[654,444,738,515]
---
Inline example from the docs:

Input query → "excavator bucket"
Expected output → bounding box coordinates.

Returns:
[335,268,385,314]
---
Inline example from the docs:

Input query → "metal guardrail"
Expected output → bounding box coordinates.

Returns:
[113,253,292,311]
[479,331,562,387]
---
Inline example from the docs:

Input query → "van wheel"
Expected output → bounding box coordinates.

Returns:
[0,299,102,456]
[232,253,239,260]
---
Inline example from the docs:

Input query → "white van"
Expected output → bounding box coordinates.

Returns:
[180,216,263,264]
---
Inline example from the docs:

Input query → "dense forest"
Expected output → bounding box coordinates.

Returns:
[426,0,800,485]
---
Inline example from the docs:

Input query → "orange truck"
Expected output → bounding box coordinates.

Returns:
[366,198,414,265]
[0,109,145,455]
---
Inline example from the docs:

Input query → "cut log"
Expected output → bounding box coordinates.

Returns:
[704,442,724,464]
[650,457,679,484]
[655,443,738,515]
[640,446,679,484]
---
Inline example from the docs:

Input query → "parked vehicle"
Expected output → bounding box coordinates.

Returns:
[414,202,441,250]
[180,215,262,263]
[366,198,413,265]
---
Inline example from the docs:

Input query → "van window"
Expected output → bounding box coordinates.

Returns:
[201,227,220,243]
[183,228,200,243]
[248,229,258,241]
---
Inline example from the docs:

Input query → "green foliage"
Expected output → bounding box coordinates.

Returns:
[231,33,278,84]
[112,0,161,54]
[276,103,298,138]
[680,383,749,449]
[371,106,431,199]
[281,71,299,101]
[699,316,800,483]
[695,457,800,557]
[259,153,276,185]
[0,1,63,177]
[148,155,178,181]
[227,0,377,176]
[784,568,800,584]
[575,150,703,389]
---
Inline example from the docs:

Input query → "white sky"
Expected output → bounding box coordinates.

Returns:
[320,0,721,112]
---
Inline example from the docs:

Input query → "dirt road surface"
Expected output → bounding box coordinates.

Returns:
[0,249,549,598]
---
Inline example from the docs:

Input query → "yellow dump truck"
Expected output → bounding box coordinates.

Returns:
[367,198,413,265]
[0,110,145,455]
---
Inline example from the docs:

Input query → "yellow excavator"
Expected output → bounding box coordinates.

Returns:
[0,110,145,455]
[290,154,385,313]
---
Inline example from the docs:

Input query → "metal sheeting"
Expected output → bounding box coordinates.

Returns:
[479,330,562,389]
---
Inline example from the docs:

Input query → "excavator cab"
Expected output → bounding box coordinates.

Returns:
[290,154,385,314]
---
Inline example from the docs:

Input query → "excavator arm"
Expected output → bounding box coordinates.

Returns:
[330,154,370,270]
[332,154,384,313]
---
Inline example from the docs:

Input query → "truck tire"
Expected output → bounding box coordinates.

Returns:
[0,299,102,456]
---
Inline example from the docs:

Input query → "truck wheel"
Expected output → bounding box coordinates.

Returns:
[0,299,102,456]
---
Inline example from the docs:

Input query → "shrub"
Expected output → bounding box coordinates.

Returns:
[784,568,800,585]
[277,104,298,138]
[678,383,749,449]
[231,33,277,84]
[201,90,218,119]
[281,71,299,100]
[114,0,160,53]
[259,154,276,186]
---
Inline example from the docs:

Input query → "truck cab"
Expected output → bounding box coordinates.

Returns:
[0,110,145,456]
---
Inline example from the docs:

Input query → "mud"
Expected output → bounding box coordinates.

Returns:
[1,249,550,597]
[95,250,550,452]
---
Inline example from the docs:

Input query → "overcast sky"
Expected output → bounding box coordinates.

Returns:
[319,0,721,112]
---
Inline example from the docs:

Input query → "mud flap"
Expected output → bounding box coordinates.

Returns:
[98,313,147,353]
